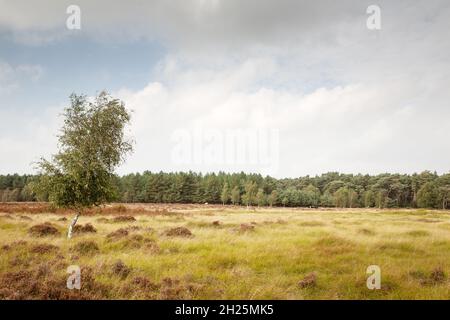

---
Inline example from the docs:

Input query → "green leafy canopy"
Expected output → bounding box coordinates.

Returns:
[32,91,133,210]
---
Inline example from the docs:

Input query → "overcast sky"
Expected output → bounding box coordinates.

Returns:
[0,0,449,177]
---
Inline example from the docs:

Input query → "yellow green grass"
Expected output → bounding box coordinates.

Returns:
[1,206,450,299]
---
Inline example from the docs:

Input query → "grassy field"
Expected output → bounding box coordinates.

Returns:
[0,203,449,299]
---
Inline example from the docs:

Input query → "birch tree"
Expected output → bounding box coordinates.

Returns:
[32,92,133,238]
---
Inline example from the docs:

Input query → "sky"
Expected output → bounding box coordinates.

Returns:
[0,0,449,178]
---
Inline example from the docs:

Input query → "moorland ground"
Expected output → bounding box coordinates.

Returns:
[0,203,449,299]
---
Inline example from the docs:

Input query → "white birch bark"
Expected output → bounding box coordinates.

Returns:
[67,212,81,239]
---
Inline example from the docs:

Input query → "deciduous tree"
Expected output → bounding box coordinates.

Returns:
[32,92,133,238]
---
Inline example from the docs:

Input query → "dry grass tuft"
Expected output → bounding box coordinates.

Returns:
[412,267,447,286]
[73,223,97,234]
[112,260,131,279]
[30,244,59,254]
[106,228,129,240]
[238,223,255,232]
[112,215,136,223]
[163,227,193,237]
[71,240,99,255]
[28,223,60,237]
[298,272,317,288]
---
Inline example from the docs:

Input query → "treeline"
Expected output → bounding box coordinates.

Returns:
[1,171,449,209]
[0,174,35,202]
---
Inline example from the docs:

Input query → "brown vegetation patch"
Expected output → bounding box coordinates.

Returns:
[411,267,447,286]
[119,276,161,299]
[239,223,255,232]
[3,240,28,251]
[31,244,59,254]
[112,215,136,223]
[106,229,158,250]
[123,235,145,248]
[158,277,201,300]
[73,223,97,234]
[18,215,32,221]
[145,241,161,254]
[430,268,446,284]
[112,260,131,279]
[127,225,142,231]
[132,276,160,291]
[0,265,110,300]
[57,217,68,221]
[126,276,203,300]
[0,203,58,214]
[71,240,99,255]
[298,272,317,288]
[107,228,129,240]
[0,203,184,217]
[163,227,193,237]
[9,255,29,267]
[28,223,60,237]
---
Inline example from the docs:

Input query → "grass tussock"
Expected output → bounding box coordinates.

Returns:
[107,228,129,239]
[111,260,131,279]
[28,223,60,237]
[112,215,136,223]
[298,272,317,288]
[71,240,100,255]
[163,227,193,237]
[73,223,97,234]
[30,244,59,254]
[410,267,446,286]
[238,223,255,232]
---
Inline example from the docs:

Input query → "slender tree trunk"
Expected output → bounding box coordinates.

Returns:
[67,212,81,239]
